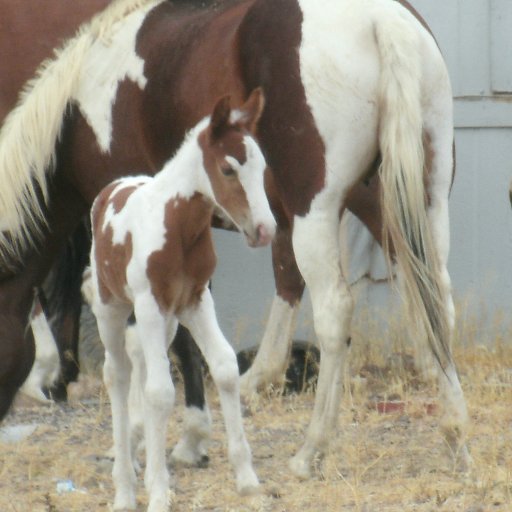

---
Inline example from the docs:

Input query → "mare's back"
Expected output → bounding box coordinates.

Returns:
[0,0,109,122]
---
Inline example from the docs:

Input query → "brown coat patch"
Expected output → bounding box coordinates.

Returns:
[91,183,139,304]
[146,194,216,313]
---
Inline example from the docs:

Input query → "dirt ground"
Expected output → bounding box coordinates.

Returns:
[1,314,512,512]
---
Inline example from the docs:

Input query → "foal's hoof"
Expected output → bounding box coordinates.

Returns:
[289,455,311,480]
[452,443,473,473]
[237,481,261,497]
[169,445,209,469]
[113,494,136,511]
[236,470,260,496]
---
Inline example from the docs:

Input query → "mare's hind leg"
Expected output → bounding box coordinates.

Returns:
[240,218,304,396]
[170,325,212,468]
[289,208,353,479]
[94,302,135,510]
[178,288,259,495]
[424,126,470,468]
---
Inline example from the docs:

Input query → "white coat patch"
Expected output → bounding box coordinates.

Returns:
[74,8,152,153]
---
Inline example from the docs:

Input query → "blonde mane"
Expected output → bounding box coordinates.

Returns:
[0,0,162,267]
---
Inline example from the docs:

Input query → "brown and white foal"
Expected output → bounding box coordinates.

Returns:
[89,88,274,512]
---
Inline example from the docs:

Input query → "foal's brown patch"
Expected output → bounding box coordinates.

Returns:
[91,182,139,304]
[146,194,216,314]
[95,227,134,305]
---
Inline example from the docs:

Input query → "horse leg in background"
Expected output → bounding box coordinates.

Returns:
[423,124,470,467]
[239,167,385,397]
[240,220,303,396]
[0,174,88,419]
[169,324,212,468]
[179,289,259,496]
[43,220,91,401]
[0,277,38,417]
[20,290,60,403]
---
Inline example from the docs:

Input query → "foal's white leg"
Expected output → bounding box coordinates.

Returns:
[134,295,175,512]
[289,212,353,479]
[95,304,136,510]
[179,289,259,495]
[125,323,146,467]
[240,295,299,396]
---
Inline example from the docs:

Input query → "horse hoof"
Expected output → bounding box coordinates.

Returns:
[455,444,473,473]
[169,445,209,468]
[237,481,260,496]
[236,470,260,496]
[197,454,210,468]
[289,455,311,480]
[113,494,136,511]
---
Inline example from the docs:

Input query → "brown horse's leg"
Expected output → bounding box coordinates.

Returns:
[0,174,88,420]
[0,276,37,417]
[43,220,91,400]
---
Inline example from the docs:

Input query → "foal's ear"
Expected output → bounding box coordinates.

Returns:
[210,95,232,140]
[239,87,265,133]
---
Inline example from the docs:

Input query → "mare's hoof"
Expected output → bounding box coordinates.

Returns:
[289,455,311,480]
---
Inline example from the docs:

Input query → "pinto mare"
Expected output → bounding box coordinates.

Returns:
[89,90,272,510]
[0,0,469,478]
[0,0,384,413]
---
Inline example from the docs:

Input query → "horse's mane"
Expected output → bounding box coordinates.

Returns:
[0,0,162,268]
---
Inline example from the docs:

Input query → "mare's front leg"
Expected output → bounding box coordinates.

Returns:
[134,294,176,512]
[289,208,353,479]
[240,222,304,396]
[179,289,259,496]
[94,302,135,510]
[169,324,212,468]
[45,221,90,400]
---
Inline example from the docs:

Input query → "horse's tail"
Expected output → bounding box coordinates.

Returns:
[374,12,451,370]
[0,0,158,269]
[509,179,512,208]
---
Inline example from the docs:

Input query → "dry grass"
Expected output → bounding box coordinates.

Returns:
[1,311,511,512]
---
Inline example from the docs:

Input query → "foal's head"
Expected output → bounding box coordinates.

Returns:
[199,88,276,247]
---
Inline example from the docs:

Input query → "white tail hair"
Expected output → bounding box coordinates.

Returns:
[0,0,160,268]
[374,12,452,370]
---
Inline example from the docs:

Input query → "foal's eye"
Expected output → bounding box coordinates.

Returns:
[221,165,237,177]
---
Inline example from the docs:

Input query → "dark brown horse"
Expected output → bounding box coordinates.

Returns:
[0,0,469,481]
